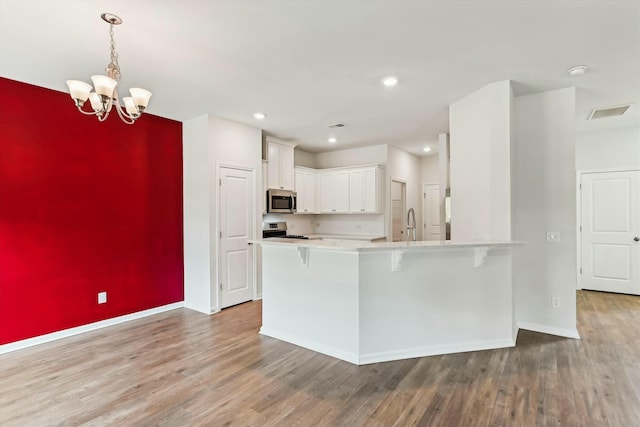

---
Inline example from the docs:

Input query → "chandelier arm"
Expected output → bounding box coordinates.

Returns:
[76,105,101,116]
[114,102,137,125]
[111,90,137,124]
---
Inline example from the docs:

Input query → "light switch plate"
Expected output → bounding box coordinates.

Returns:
[98,292,107,304]
[547,232,560,243]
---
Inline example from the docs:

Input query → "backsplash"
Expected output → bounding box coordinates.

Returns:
[262,213,315,235]
[262,213,385,237]
[314,214,385,236]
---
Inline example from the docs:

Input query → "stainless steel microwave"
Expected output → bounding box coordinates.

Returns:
[267,189,297,213]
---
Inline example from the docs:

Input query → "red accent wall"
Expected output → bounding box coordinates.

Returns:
[0,78,184,345]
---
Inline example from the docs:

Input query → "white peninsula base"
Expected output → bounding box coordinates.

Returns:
[257,239,522,365]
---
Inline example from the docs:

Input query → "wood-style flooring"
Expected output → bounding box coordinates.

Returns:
[1,290,639,426]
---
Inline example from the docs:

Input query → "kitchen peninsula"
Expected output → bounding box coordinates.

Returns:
[254,238,523,365]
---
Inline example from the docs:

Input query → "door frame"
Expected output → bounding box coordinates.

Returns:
[389,178,407,242]
[422,183,440,241]
[216,163,257,310]
[576,167,640,290]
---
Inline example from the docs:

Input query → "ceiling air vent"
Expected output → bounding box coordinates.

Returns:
[327,122,345,128]
[588,105,631,120]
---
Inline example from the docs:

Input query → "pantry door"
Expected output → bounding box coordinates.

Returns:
[219,166,254,308]
[581,170,640,295]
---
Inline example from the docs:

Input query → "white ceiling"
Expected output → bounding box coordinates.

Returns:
[1,0,638,156]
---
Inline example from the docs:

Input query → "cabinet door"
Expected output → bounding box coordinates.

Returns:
[267,142,281,189]
[279,145,294,191]
[295,169,317,214]
[362,167,378,212]
[321,171,350,213]
[333,171,350,213]
[349,167,379,213]
[349,169,365,212]
[320,172,334,213]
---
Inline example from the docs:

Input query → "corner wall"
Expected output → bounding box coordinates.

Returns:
[449,80,513,241]
[183,115,262,313]
[512,87,578,338]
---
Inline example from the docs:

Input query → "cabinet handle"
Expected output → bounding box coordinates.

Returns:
[361,209,364,212]
[280,186,284,189]
[332,209,336,212]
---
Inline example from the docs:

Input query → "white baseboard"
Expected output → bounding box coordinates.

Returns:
[183,303,218,315]
[260,327,515,365]
[359,338,516,365]
[0,302,184,355]
[518,321,581,339]
[259,327,359,365]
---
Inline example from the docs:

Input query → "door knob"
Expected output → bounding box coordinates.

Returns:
[634,237,640,242]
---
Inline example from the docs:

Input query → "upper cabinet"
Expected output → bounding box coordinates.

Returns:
[266,137,296,191]
[295,167,317,214]
[320,170,350,213]
[349,166,384,213]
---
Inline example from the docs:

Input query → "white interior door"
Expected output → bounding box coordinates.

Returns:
[422,184,441,241]
[581,170,640,295]
[220,167,254,308]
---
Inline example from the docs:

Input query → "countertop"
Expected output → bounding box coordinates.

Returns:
[252,238,524,252]
[305,234,386,242]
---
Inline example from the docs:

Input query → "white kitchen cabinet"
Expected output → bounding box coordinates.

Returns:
[349,166,384,213]
[266,137,296,191]
[320,170,350,213]
[295,167,317,214]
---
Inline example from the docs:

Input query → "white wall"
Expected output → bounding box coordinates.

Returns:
[449,80,513,241]
[575,127,640,171]
[315,144,388,169]
[512,87,578,338]
[294,149,317,168]
[183,115,263,313]
[420,154,440,185]
[387,145,421,240]
[183,115,212,314]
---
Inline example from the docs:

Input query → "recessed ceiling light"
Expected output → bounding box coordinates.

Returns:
[423,147,432,153]
[253,112,266,120]
[328,137,337,143]
[567,65,587,76]
[382,76,398,87]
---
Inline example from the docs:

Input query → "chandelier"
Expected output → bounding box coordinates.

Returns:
[66,13,152,124]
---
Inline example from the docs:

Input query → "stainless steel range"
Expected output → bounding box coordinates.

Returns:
[262,222,309,239]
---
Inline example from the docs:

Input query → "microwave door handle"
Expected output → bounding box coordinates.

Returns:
[291,194,295,210]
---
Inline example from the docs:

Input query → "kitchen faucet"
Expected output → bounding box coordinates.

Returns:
[406,207,416,241]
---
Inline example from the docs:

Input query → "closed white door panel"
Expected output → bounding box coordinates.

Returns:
[220,167,254,308]
[581,171,639,294]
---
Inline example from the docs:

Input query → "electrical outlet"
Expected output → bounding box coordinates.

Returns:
[98,292,107,304]
[551,297,560,309]
[547,232,560,243]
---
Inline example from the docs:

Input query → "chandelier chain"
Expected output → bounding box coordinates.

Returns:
[108,23,121,82]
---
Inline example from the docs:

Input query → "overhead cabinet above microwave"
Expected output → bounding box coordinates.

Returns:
[266,137,296,191]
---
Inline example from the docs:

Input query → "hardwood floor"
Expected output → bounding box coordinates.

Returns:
[1,290,639,426]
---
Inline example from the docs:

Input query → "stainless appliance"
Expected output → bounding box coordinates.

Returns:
[267,189,297,214]
[262,221,308,239]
